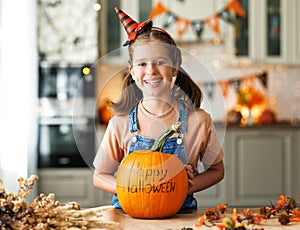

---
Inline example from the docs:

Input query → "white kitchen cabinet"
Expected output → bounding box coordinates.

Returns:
[196,126,299,208]
[224,127,296,206]
[227,0,300,65]
[194,178,227,207]
[38,168,113,208]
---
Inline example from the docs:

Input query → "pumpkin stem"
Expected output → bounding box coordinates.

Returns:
[151,122,184,152]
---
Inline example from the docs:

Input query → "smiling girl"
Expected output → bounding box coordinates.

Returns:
[93,7,225,210]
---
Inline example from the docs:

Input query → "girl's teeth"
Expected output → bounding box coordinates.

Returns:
[145,79,161,83]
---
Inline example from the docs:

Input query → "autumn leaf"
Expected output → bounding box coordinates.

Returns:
[290,210,300,222]
[276,194,287,209]
[195,214,206,227]
[216,203,228,214]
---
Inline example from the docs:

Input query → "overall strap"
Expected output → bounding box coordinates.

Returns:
[129,105,138,132]
[178,102,187,133]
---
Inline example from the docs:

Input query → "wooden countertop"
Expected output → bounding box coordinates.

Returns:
[95,207,300,230]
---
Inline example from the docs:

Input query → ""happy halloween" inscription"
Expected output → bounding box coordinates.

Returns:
[121,168,177,193]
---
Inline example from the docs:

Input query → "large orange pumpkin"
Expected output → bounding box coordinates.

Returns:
[116,122,188,219]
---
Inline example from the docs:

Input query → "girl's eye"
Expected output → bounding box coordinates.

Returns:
[156,60,165,65]
[137,62,146,67]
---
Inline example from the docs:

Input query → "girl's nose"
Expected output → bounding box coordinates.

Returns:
[146,62,157,74]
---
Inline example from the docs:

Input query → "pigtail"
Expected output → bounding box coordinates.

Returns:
[174,67,203,109]
[111,73,142,116]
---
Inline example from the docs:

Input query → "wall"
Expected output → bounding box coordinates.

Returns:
[0,0,38,195]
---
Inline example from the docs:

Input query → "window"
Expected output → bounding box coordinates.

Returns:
[267,0,280,56]
[234,0,249,56]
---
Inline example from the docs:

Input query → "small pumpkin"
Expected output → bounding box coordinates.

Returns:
[116,122,188,219]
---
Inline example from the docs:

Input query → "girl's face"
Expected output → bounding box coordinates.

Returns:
[129,42,178,98]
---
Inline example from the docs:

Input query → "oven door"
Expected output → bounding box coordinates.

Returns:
[38,117,95,168]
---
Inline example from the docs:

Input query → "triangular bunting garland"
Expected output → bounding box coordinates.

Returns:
[197,72,268,99]
[148,0,246,39]
[225,0,246,17]
[204,14,220,35]
[148,1,168,19]
[163,12,177,28]
[191,20,205,38]
[176,17,191,37]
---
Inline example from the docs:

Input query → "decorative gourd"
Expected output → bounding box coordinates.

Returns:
[116,122,188,219]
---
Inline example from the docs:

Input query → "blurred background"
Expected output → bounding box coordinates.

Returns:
[0,0,299,207]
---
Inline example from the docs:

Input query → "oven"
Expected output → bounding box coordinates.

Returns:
[37,63,96,168]
[37,116,95,168]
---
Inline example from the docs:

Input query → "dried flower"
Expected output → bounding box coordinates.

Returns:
[278,212,290,225]
[0,175,119,229]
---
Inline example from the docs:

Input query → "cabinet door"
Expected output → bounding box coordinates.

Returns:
[225,129,293,206]
[38,168,112,208]
[194,161,227,207]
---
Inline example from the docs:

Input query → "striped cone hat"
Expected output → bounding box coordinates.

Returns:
[115,7,153,46]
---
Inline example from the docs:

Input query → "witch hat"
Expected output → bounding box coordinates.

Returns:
[115,7,153,46]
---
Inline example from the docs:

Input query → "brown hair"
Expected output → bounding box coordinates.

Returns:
[111,29,203,116]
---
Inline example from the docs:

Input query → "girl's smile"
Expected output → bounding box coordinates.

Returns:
[144,78,163,88]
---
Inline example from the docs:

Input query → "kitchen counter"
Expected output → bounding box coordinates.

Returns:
[95,207,300,230]
[215,121,300,129]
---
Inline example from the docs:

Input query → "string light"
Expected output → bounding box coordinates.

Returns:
[82,67,90,75]
[93,3,101,11]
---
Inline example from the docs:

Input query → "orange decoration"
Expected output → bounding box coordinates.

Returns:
[148,1,246,38]
[290,210,300,222]
[226,0,246,17]
[241,75,255,87]
[176,17,191,37]
[204,14,220,35]
[237,86,265,108]
[195,214,206,227]
[218,81,230,97]
[148,1,168,19]
[276,194,287,209]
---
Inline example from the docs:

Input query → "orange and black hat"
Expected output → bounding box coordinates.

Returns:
[115,7,153,46]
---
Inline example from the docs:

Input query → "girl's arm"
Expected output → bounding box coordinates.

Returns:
[187,160,224,194]
[93,172,117,194]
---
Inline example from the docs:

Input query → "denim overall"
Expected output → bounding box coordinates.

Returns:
[112,102,197,209]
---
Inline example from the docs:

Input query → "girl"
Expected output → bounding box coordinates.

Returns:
[93,7,224,209]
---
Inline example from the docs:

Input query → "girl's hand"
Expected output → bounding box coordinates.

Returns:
[185,164,195,193]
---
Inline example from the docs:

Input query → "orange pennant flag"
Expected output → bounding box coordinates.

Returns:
[176,17,191,37]
[148,2,168,19]
[241,75,255,87]
[218,81,230,97]
[226,0,246,17]
[204,14,220,35]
